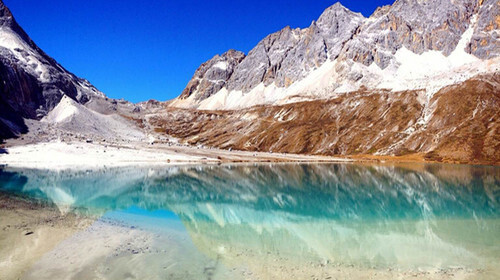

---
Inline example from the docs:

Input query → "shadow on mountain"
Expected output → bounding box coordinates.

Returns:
[0,97,28,141]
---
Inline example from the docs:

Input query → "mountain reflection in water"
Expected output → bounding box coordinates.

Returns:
[0,163,499,278]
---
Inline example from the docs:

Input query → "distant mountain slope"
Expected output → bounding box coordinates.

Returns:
[151,73,500,165]
[172,0,499,110]
[0,0,104,140]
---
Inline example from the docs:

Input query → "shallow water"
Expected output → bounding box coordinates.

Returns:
[0,163,499,279]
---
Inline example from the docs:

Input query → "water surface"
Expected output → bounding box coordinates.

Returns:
[0,163,499,279]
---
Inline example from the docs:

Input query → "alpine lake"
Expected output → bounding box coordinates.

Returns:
[0,163,499,279]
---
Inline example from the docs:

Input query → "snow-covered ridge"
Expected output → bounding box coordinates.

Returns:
[0,0,109,139]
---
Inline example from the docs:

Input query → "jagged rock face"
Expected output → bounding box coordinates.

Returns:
[179,49,245,100]
[0,0,103,139]
[469,0,500,59]
[227,3,364,91]
[177,0,499,108]
[227,26,302,91]
[180,3,364,96]
[275,4,364,88]
[341,0,478,68]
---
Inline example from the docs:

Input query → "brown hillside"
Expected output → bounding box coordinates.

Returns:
[149,74,500,165]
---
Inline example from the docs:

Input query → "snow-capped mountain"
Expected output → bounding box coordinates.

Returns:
[172,0,499,110]
[0,0,104,138]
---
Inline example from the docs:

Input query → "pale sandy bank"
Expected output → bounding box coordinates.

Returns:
[0,140,349,170]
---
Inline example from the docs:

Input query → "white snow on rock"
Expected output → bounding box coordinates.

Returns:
[173,58,340,110]
[213,61,228,71]
[175,50,496,111]
[373,14,483,99]
[0,26,104,98]
[0,27,51,83]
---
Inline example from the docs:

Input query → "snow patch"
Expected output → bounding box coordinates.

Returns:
[0,28,51,83]
[195,59,339,110]
[213,61,228,71]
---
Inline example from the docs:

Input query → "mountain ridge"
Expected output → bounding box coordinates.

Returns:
[0,0,498,165]
[0,0,105,139]
[171,0,499,110]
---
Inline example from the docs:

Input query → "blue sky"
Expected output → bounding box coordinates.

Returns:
[5,0,394,103]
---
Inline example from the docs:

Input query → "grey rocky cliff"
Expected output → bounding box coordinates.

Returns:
[179,0,499,104]
[179,49,245,100]
[340,0,479,69]
[469,0,500,59]
[0,0,103,139]
[227,3,364,92]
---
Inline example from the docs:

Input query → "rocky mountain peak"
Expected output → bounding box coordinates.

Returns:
[317,2,361,23]
[371,4,392,18]
[0,0,105,139]
[0,0,13,21]
[316,3,365,58]
[340,0,481,69]
[174,0,498,111]
[0,0,33,47]
[190,2,364,96]
[179,49,245,100]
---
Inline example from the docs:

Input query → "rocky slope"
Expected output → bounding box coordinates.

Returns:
[172,0,499,110]
[150,73,500,165]
[0,0,107,139]
[0,0,157,142]
[179,49,245,101]
[155,0,500,164]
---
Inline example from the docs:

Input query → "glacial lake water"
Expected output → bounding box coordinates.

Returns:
[0,163,499,279]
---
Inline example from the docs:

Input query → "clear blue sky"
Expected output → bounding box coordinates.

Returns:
[5,0,394,103]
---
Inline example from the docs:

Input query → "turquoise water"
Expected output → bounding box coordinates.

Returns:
[1,163,499,279]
